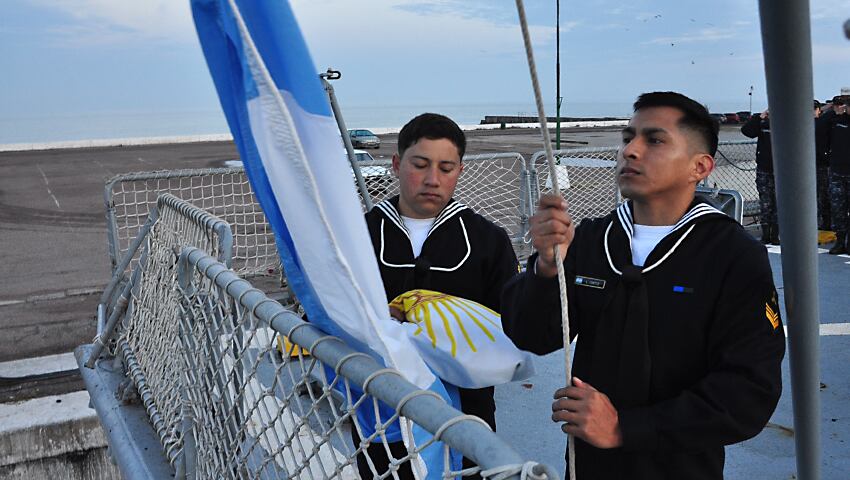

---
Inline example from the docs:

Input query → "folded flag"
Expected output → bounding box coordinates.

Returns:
[391,290,535,389]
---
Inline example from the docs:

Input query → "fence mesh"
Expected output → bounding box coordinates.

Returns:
[708,141,758,216]
[117,193,233,465]
[531,141,758,223]
[106,168,278,277]
[107,153,533,270]
[357,153,528,240]
[104,194,552,479]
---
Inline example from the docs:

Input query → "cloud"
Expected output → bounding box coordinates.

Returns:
[290,0,558,56]
[29,0,195,46]
[645,28,738,45]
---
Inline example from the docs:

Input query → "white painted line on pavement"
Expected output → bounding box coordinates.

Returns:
[35,164,62,210]
[784,323,850,337]
[0,352,77,378]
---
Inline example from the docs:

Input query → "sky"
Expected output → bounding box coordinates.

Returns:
[1,0,849,123]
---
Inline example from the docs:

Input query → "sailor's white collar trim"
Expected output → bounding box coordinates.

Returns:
[607,200,725,275]
[375,198,469,240]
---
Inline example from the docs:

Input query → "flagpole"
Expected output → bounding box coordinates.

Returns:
[320,69,375,211]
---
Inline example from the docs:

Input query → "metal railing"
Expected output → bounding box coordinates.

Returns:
[79,193,558,479]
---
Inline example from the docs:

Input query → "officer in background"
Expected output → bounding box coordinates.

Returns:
[741,109,779,244]
[815,100,831,231]
[819,88,850,254]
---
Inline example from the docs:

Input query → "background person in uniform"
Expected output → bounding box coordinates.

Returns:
[819,88,850,254]
[501,92,786,480]
[815,100,832,231]
[354,113,519,478]
[741,108,780,244]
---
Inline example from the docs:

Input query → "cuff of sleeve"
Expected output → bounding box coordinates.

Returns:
[526,253,560,288]
[619,407,658,453]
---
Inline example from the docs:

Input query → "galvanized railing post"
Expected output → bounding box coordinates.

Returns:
[758,1,821,479]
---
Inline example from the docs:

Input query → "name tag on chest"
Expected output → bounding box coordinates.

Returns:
[575,275,606,289]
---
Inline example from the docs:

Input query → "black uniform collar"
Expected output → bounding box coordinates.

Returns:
[606,198,728,276]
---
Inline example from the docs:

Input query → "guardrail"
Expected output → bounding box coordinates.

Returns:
[79,193,558,480]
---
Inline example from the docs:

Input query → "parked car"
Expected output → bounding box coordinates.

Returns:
[709,113,727,124]
[347,129,380,149]
[736,111,752,123]
[350,149,392,198]
[723,113,740,124]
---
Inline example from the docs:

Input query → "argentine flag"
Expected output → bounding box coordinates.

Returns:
[191,1,535,477]
[190,0,454,477]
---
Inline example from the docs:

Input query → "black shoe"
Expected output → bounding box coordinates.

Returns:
[828,231,847,255]
[770,224,780,245]
[761,224,771,245]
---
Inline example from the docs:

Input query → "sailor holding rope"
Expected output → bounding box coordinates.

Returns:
[501,92,786,479]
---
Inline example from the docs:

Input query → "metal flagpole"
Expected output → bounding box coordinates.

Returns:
[556,0,561,150]
[320,69,374,211]
[757,1,821,479]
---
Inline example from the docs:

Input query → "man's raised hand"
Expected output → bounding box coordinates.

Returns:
[529,194,574,278]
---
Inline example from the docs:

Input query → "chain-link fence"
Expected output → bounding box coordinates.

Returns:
[709,141,758,216]
[529,141,758,223]
[359,153,532,260]
[79,193,557,479]
[106,153,535,269]
[531,147,621,225]
[105,168,278,278]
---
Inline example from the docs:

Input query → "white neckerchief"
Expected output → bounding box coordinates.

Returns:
[631,224,675,266]
[401,216,436,258]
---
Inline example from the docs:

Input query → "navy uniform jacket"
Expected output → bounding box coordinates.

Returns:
[818,110,850,174]
[365,196,519,428]
[741,114,773,173]
[501,199,786,480]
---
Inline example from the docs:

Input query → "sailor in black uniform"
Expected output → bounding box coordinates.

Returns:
[354,113,519,479]
[502,92,786,480]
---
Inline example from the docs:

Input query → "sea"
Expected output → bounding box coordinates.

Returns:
[0,100,755,146]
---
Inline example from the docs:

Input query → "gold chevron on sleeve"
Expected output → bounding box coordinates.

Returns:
[766,303,780,330]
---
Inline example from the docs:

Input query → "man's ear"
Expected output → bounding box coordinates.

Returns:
[392,153,401,176]
[692,153,714,183]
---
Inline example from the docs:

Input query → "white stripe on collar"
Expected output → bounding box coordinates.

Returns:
[378,217,471,271]
[375,200,409,238]
[429,201,468,235]
[376,198,469,241]
[607,200,724,276]
[615,200,724,243]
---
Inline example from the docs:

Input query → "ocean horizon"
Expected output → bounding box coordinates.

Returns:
[0,100,757,145]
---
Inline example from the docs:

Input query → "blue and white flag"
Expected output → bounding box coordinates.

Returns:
[191,1,534,477]
[190,0,436,386]
[190,0,452,477]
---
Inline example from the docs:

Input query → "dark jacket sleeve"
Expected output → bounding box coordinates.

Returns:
[817,110,835,146]
[740,114,763,138]
[618,241,786,453]
[501,241,579,356]
[482,225,520,314]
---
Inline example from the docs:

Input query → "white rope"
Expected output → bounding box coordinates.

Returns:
[514,1,576,478]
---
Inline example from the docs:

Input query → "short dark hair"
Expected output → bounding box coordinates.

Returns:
[397,113,466,159]
[633,91,719,156]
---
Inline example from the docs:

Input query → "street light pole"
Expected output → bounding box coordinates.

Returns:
[749,85,754,113]
[555,0,561,150]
